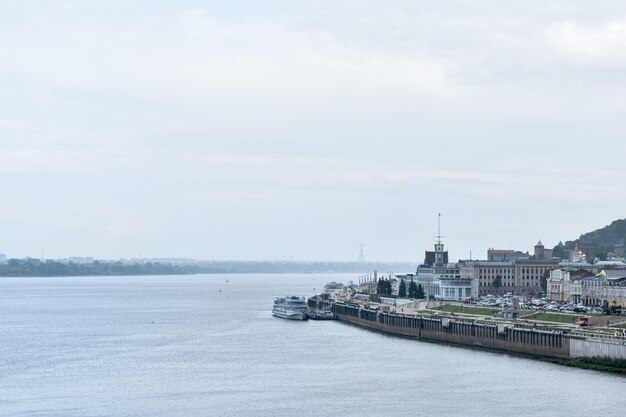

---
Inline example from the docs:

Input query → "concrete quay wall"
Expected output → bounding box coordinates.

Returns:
[319,300,626,360]
[570,337,626,359]
[419,319,569,359]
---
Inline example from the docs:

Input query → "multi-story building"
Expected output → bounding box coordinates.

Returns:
[580,270,626,308]
[515,259,559,293]
[547,269,582,303]
[415,239,477,301]
[456,239,604,297]
[459,261,515,296]
[459,258,559,297]
[487,249,529,262]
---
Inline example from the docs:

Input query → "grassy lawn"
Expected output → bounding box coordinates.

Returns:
[432,304,500,316]
[611,322,626,329]
[524,312,580,324]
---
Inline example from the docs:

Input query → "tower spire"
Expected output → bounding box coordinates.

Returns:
[437,213,441,244]
[434,213,445,267]
[435,213,444,244]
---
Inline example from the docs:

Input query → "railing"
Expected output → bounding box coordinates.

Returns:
[570,330,626,343]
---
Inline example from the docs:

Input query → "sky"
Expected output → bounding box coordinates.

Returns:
[1,1,626,262]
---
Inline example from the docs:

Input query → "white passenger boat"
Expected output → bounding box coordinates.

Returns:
[272,296,309,320]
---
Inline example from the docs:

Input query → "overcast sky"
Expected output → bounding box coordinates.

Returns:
[1,1,625,262]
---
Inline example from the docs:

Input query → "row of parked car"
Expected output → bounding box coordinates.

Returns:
[477,294,602,313]
[525,301,593,313]
[477,293,518,309]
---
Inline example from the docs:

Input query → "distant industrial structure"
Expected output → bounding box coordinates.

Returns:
[358,244,365,264]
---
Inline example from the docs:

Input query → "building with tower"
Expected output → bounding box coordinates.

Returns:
[534,241,545,260]
[413,216,478,301]
[532,241,553,260]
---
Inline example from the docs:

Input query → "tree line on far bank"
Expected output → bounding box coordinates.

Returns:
[0,258,204,277]
[0,258,416,276]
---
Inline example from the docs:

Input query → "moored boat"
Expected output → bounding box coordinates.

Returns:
[272,296,309,320]
[308,308,336,320]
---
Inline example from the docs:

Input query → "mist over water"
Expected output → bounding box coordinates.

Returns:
[1,274,624,416]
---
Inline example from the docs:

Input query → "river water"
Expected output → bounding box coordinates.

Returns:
[0,273,624,416]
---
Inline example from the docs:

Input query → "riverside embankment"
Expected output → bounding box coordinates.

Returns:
[308,296,626,363]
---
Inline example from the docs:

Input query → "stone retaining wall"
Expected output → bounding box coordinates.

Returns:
[319,299,626,360]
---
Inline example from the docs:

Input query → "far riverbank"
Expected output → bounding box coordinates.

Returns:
[0,259,413,277]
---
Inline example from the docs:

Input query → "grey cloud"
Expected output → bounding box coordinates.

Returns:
[1,1,625,260]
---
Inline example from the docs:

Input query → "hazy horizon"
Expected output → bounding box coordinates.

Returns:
[2,2,626,261]
[5,255,420,264]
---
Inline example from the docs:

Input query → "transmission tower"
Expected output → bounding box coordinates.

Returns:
[358,244,365,263]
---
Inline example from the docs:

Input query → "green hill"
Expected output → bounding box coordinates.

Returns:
[553,218,626,261]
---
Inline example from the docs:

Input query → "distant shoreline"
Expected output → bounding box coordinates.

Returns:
[0,259,414,277]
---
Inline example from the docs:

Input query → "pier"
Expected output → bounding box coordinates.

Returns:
[308,296,626,362]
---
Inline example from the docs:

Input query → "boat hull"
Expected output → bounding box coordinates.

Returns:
[272,309,308,320]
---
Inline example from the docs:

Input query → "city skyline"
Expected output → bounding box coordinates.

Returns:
[2,1,626,261]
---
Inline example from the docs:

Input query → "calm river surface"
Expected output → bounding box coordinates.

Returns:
[0,273,624,416]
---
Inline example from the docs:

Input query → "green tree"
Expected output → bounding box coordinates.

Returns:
[376,278,392,296]
[492,275,502,288]
[416,284,425,299]
[398,278,407,297]
[408,278,418,298]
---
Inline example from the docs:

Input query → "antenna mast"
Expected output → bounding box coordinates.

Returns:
[438,213,441,243]
[435,213,444,244]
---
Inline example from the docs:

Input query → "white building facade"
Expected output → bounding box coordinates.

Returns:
[547,269,582,303]
[415,241,477,301]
